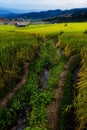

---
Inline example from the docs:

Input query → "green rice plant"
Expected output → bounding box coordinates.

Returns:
[0,22,87,129]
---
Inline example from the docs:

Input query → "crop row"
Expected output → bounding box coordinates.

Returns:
[59,32,87,129]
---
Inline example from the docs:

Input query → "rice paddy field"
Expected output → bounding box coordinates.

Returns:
[0,22,87,130]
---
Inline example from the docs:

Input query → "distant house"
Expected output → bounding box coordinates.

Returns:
[15,22,27,27]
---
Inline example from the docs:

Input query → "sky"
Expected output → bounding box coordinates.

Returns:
[0,0,87,10]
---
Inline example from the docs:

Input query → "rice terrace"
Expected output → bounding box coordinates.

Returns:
[0,21,87,130]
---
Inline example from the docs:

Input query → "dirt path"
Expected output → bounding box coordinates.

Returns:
[47,55,78,130]
[0,62,29,108]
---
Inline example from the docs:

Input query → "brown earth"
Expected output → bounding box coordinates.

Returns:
[0,62,29,108]
[47,55,78,130]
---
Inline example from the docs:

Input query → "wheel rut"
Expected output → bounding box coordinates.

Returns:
[0,62,29,108]
[47,55,78,130]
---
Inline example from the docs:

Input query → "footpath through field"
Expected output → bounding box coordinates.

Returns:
[0,62,29,108]
[47,55,78,130]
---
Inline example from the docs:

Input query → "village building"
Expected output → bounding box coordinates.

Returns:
[15,22,28,27]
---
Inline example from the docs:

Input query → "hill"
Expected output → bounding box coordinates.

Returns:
[0,7,17,17]
[0,7,32,18]
[16,9,62,19]
[0,7,43,18]
[0,7,87,22]
[14,8,87,22]
[43,8,87,23]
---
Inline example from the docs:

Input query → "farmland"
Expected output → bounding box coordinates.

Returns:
[0,22,87,130]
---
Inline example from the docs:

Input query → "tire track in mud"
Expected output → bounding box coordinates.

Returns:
[0,62,29,108]
[47,55,78,130]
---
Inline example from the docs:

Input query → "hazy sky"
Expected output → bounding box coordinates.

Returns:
[0,0,87,10]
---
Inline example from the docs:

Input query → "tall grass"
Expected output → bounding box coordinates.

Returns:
[58,32,87,130]
[0,32,40,97]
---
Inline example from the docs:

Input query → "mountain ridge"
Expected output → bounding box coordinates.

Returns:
[0,7,87,22]
[14,8,87,21]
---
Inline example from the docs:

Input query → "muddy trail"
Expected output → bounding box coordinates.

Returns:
[47,55,78,130]
[0,62,29,108]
